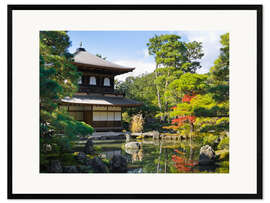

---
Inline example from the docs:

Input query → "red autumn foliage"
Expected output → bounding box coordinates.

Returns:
[172,115,196,126]
[170,93,197,127]
[182,94,196,103]
[174,149,185,155]
[165,94,197,130]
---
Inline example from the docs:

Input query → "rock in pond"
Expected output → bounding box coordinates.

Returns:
[199,145,216,165]
[49,160,63,173]
[91,157,109,173]
[74,152,87,162]
[110,155,128,173]
[125,142,141,149]
[84,139,95,154]
[151,130,160,139]
[124,147,139,155]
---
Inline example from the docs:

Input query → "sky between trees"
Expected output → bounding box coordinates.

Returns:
[68,31,226,81]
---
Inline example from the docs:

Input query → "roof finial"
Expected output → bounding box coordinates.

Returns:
[76,42,86,52]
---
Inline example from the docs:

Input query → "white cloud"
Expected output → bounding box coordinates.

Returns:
[113,60,156,81]
[143,48,149,58]
[177,31,226,73]
[114,31,227,82]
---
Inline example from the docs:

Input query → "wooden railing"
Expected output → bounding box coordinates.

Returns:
[78,85,125,96]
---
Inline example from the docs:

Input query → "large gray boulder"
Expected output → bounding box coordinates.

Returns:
[124,147,139,155]
[199,145,216,165]
[74,151,108,173]
[49,160,63,173]
[110,155,128,173]
[151,131,160,140]
[74,152,87,163]
[84,139,95,154]
[91,157,109,173]
[125,142,140,149]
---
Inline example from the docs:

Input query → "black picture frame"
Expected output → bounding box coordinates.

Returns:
[7,4,263,199]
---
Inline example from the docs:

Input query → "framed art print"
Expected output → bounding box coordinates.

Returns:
[8,4,263,199]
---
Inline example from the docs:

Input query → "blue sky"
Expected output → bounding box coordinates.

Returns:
[68,31,226,81]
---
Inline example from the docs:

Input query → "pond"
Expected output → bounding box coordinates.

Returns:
[94,138,229,173]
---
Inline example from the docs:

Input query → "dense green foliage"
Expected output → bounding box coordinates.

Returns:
[145,34,204,120]
[116,73,162,131]
[117,33,229,139]
[40,31,93,166]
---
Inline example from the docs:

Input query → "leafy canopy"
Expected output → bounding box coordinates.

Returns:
[40,31,93,154]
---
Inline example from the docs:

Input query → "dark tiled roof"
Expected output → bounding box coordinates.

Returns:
[73,49,135,72]
[61,95,142,107]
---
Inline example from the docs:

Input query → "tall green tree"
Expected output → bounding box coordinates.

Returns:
[169,33,230,135]
[115,73,159,119]
[40,31,93,157]
[147,34,204,120]
[210,33,229,84]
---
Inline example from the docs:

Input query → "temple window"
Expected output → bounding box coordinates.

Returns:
[104,77,110,86]
[89,76,96,85]
[93,111,122,121]
[114,112,121,121]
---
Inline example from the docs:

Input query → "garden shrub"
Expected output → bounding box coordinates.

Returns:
[203,134,218,149]
[130,114,144,133]
[217,136,229,150]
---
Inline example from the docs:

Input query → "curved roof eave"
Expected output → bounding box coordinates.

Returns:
[73,49,135,72]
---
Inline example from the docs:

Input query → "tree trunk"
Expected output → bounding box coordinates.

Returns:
[163,70,171,122]
[189,122,194,145]
[154,64,162,120]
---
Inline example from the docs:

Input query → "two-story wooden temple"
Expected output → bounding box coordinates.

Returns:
[61,47,142,131]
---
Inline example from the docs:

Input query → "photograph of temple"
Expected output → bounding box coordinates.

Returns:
[61,47,142,131]
[40,31,229,174]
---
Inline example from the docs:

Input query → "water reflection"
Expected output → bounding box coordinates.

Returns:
[96,139,229,173]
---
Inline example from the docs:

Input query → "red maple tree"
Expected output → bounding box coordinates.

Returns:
[182,93,196,103]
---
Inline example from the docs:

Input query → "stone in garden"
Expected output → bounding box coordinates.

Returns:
[151,131,160,139]
[83,157,92,166]
[63,166,78,173]
[110,155,128,173]
[91,157,109,173]
[84,139,95,154]
[43,144,52,152]
[199,145,216,165]
[49,160,63,173]
[125,142,140,149]
[124,147,139,155]
[74,151,87,162]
